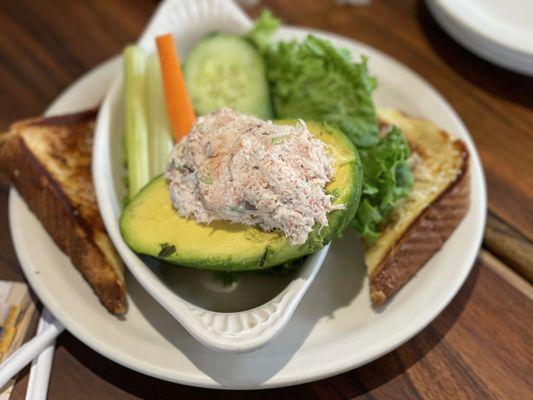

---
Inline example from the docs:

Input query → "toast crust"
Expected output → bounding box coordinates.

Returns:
[369,118,470,305]
[1,111,126,314]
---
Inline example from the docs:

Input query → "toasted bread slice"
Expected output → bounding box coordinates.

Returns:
[0,110,126,314]
[365,109,470,305]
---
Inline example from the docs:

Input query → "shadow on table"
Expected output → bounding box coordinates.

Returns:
[416,1,533,109]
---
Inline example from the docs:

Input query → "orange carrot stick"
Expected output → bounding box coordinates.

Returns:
[156,33,196,141]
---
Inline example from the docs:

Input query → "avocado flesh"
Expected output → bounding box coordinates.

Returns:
[120,121,362,271]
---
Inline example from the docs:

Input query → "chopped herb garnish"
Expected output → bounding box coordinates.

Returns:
[258,245,274,268]
[229,205,245,213]
[201,174,214,184]
[272,135,287,144]
[158,243,176,257]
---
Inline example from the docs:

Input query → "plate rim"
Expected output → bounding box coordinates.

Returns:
[8,26,487,389]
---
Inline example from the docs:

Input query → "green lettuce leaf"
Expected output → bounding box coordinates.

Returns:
[266,35,379,147]
[352,126,413,244]
[247,10,280,52]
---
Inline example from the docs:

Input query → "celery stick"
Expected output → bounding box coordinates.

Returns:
[146,54,174,177]
[124,45,150,197]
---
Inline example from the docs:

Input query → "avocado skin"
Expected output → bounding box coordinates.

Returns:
[120,121,362,271]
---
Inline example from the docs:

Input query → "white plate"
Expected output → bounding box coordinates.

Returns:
[9,27,486,389]
[427,0,533,75]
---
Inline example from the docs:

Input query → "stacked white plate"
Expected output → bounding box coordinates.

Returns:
[426,0,533,76]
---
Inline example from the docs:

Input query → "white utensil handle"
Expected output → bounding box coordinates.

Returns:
[25,308,57,400]
[0,316,63,389]
[25,345,54,400]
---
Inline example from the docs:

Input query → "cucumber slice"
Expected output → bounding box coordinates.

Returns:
[184,34,272,119]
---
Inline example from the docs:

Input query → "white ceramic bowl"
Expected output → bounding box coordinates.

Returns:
[93,0,333,353]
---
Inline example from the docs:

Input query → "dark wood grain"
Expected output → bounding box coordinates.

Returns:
[1,0,533,399]
[0,0,156,129]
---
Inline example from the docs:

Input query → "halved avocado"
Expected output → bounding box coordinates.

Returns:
[120,121,362,271]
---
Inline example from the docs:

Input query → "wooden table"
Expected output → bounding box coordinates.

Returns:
[1,0,532,398]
